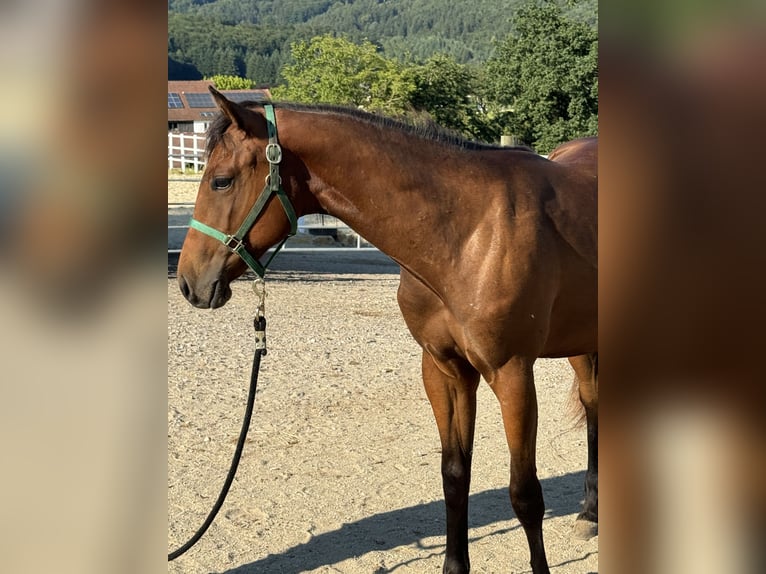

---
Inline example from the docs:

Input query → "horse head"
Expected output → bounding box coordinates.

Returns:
[178,89,306,308]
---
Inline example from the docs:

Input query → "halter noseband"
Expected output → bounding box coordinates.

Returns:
[188,104,298,279]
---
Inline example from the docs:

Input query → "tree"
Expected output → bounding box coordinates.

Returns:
[246,51,281,86]
[168,13,292,85]
[484,0,598,153]
[409,54,499,142]
[272,35,415,116]
[205,74,254,90]
[213,47,243,77]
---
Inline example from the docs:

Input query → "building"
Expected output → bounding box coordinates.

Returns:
[168,80,272,133]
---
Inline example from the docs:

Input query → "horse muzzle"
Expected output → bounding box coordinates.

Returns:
[178,273,232,309]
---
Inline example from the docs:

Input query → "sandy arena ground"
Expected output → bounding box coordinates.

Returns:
[168,247,598,574]
[168,176,202,205]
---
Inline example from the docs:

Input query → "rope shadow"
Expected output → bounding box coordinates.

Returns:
[217,471,587,574]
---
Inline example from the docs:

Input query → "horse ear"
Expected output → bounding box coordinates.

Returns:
[208,86,264,136]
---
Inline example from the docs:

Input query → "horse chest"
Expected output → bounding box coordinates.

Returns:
[399,281,541,375]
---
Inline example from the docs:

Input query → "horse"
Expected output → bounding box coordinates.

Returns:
[547,136,598,178]
[546,136,599,540]
[177,87,597,574]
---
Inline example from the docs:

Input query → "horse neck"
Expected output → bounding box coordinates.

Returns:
[279,109,479,281]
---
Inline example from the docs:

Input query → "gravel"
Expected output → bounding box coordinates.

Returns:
[168,254,597,573]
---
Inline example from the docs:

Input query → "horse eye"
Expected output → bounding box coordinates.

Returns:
[211,176,233,191]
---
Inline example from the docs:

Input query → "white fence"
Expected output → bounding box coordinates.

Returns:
[168,133,206,172]
[168,180,376,255]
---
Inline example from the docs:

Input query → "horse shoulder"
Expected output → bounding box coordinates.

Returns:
[397,253,553,375]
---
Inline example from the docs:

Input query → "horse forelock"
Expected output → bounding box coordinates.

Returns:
[206,112,233,158]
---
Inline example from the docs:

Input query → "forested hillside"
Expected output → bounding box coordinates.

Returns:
[168,13,293,82]
[168,0,596,84]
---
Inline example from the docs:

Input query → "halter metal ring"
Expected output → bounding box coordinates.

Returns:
[225,235,244,251]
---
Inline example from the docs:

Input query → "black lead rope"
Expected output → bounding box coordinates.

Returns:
[168,315,267,561]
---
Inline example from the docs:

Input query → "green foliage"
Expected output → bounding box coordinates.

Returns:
[246,51,283,86]
[484,0,598,153]
[169,0,596,71]
[168,0,599,151]
[273,35,415,116]
[168,13,292,84]
[178,0,335,26]
[409,55,498,142]
[205,74,254,90]
[300,0,519,63]
[274,38,500,143]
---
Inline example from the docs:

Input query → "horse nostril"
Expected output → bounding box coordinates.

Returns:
[179,275,191,299]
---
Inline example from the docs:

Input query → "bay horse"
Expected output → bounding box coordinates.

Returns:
[546,136,599,540]
[177,87,597,574]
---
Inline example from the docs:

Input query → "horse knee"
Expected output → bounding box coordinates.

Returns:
[509,474,545,525]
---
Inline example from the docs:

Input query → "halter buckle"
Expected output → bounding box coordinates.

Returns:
[265,143,282,164]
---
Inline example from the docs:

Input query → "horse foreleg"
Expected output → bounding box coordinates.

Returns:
[489,358,550,574]
[569,353,598,539]
[421,350,480,574]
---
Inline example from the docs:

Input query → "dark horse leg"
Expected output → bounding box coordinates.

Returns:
[490,358,550,574]
[421,350,480,574]
[569,353,598,539]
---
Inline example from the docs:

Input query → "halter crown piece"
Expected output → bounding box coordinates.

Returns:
[188,104,298,278]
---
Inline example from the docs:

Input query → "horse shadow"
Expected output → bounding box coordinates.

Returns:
[267,249,401,279]
[218,471,589,574]
[168,250,400,280]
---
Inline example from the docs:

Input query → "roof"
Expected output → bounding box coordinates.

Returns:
[168,80,272,123]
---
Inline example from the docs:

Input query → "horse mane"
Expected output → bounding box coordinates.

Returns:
[206,101,534,157]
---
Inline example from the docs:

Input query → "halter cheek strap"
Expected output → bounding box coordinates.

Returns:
[188,104,298,279]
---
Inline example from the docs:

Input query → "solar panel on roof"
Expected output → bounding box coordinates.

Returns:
[224,91,266,103]
[168,92,183,108]
[185,93,215,108]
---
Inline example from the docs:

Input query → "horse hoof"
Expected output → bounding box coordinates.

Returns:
[573,519,598,540]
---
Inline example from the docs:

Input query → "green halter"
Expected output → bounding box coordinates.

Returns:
[188,104,298,278]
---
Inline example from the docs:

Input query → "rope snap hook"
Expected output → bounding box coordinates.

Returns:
[252,278,267,354]
[252,278,267,318]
